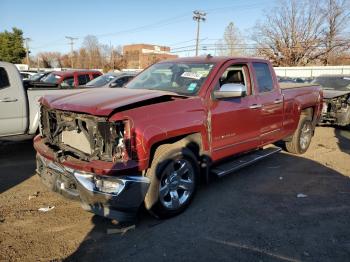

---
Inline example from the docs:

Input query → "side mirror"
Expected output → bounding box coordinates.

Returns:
[213,83,247,99]
[109,82,119,88]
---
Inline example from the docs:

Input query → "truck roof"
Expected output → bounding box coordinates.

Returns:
[160,56,270,64]
[51,70,101,76]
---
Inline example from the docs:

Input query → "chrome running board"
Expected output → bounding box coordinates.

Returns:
[211,147,282,177]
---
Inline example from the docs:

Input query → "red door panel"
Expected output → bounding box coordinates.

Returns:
[210,95,261,161]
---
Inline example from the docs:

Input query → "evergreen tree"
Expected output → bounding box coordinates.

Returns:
[0,28,26,63]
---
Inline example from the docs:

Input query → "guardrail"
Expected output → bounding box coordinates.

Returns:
[274,66,350,77]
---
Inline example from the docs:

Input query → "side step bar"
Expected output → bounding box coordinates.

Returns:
[211,147,282,177]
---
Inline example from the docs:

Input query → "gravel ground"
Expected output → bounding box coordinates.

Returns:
[0,126,349,262]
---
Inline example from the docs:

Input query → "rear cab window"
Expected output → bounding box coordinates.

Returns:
[0,67,10,89]
[253,62,274,93]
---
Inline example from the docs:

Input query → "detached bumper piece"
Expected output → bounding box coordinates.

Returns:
[36,154,150,221]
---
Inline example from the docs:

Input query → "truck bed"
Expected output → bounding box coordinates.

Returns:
[279,83,319,89]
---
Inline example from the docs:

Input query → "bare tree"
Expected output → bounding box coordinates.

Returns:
[320,0,350,65]
[253,0,325,66]
[34,35,128,70]
[82,35,102,68]
[216,22,246,56]
[35,52,63,68]
[60,54,71,68]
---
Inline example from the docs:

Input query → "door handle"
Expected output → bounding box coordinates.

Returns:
[249,104,262,109]
[274,99,283,104]
[0,98,18,102]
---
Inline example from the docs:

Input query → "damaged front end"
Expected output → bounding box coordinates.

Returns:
[35,106,150,221]
[40,106,131,163]
[321,94,350,126]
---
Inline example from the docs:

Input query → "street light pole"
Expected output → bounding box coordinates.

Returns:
[65,36,78,68]
[193,10,206,56]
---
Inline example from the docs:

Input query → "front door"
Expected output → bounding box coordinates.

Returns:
[210,62,261,161]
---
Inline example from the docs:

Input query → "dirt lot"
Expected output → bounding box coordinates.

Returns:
[0,126,349,262]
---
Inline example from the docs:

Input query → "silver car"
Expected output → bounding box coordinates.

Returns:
[85,72,137,88]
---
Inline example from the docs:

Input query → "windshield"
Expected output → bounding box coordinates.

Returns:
[86,74,117,87]
[126,62,215,95]
[313,76,350,91]
[42,73,61,84]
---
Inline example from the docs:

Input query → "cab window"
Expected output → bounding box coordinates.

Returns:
[0,67,10,89]
[253,63,274,93]
[214,64,251,95]
[78,74,90,85]
[113,76,132,87]
[61,76,74,87]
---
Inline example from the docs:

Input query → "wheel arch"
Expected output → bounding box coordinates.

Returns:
[148,133,205,169]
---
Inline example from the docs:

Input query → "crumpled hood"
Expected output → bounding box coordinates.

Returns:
[41,88,183,116]
[323,90,350,99]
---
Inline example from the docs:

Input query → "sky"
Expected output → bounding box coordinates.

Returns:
[0,0,276,56]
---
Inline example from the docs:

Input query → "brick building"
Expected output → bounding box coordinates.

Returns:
[123,44,178,69]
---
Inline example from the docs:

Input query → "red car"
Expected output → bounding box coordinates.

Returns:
[41,70,102,88]
[35,56,323,221]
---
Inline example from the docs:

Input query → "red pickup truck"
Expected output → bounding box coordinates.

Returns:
[34,56,323,221]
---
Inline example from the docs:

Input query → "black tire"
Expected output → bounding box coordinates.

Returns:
[144,143,199,219]
[285,115,313,154]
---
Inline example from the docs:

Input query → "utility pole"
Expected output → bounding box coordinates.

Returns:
[24,37,31,68]
[193,10,206,56]
[110,41,115,70]
[65,36,78,68]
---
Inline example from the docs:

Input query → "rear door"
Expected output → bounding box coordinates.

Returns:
[252,62,283,144]
[210,61,261,161]
[0,66,27,136]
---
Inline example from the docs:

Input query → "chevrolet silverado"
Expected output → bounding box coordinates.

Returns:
[34,56,323,221]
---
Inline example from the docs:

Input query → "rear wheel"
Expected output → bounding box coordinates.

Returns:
[285,115,313,154]
[144,144,199,218]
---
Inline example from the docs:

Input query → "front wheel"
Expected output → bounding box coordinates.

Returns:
[285,115,313,154]
[144,144,199,219]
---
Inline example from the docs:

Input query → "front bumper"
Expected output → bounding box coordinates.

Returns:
[36,154,150,221]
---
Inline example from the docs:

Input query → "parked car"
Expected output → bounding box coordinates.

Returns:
[278,76,314,83]
[0,62,94,139]
[84,71,137,88]
[34,56,323,221]
[29,71,51,82]
[313,75,350,126]
[20,71,37,80]
[41,70,102,88]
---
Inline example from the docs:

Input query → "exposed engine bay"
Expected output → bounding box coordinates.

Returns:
[321,92,350,126]
[40,106,131,162]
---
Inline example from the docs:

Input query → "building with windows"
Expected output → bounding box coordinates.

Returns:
[123,44,178,69]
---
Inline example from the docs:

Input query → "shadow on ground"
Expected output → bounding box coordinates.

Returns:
[0,140,36,193]
[65,152,350,262]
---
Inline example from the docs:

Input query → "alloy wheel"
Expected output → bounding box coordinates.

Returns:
[159,159,195,210]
